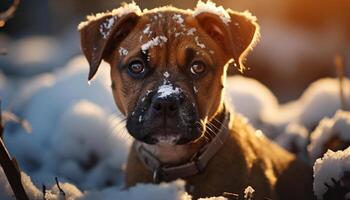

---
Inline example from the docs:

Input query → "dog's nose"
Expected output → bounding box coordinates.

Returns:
[151,95,183,117]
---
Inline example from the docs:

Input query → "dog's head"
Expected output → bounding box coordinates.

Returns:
[79,1,259,145]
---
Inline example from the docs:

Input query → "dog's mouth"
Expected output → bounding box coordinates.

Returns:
[126,86,203,145]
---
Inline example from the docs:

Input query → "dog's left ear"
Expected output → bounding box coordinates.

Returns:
[79,12,140,80]
[194,9,260,71]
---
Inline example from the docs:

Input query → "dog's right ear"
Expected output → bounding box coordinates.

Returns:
[79,12,140,80]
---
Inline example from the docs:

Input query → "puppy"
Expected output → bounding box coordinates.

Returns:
[79,2,314,199]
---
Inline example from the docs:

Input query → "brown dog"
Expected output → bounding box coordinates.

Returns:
[79,2,314,199]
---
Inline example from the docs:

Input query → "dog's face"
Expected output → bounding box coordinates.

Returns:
[79,3,259,145]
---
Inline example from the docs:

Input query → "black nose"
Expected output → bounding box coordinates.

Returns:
[151,95,183,117]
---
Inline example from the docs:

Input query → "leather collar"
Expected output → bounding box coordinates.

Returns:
[134,110,231,183]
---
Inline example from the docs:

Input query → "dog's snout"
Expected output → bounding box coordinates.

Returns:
[151,95,183,116]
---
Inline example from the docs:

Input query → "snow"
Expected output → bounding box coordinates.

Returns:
[141,36,168,53]
[225,75,279,132]
[276,123,308,154]
[193,0,231,25]
[78,2,141,30]
[99,17,116,39]
[157,83,181,98]
[143,24,151,35]
[2,55,130,190]
[0,168,193,200]
[172,14,184,25]
[0,36,77,76]
[313,147,350,199]
[119,47,128,56]
[194,36,206,49]
[244,186,255,199]
[187,28,196,36]
[163,71,170,78]
[308,110,350,162]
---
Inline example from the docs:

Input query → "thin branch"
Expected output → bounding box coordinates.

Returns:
[0,101,29,200]
[55,177,66,196]
[334,55,349,111]
[42,184,46,200]
[0,0,20,27]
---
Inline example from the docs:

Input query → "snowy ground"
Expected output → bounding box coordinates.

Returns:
[0,45,350,200]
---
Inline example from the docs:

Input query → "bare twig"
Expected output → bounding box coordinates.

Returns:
[42,184,47,200]
[0,49,7,56]
[0,0,20,27]
[0,101,29,200]
[55,177,66,196]
[335,55,349,111]
[0,101,2,139]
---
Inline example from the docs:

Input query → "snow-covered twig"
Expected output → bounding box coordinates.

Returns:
[0,100,29,200]
[0,0,20,27]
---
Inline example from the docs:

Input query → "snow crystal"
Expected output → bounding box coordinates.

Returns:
[141,36,168,52]
[244,186,255,199]
[143,24,151,35]
[187,28,196,35]
[157,83,181,98]
[99,17,116,39]
[119,47,128,56]
[195,36,206,49]
[313,147,350,199]
[308,110,350,162]
[172,13,184,25]
[78,2,141,30]
[163,71,170,78]
[193,0,231,25]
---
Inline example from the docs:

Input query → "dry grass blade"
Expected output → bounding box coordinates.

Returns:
[334,55,349,111]
[2,111,32,133]
[0,0,20,27]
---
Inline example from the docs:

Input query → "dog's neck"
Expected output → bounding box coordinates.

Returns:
[141,107,226,165]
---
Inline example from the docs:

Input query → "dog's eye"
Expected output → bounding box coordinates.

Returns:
[190,61,206,75]
[128,60,145,77]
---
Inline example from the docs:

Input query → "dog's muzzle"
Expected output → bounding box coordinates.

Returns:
[126,82,202,145]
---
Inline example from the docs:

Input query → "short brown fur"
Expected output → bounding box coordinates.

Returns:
[79,4,315,200]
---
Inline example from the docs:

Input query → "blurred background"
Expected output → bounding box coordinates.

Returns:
[0,1,350,197]
[0,0,349,102]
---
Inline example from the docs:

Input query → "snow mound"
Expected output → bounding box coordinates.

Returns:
[276,122,308,158]
[297,78,350,130]
[261,78,350,139]
[225,75,279,132]
[3,55,128,190]
[0,36,76,76]
[313,147,350,199]
[0,168,193,200]
[308,110,350,162]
